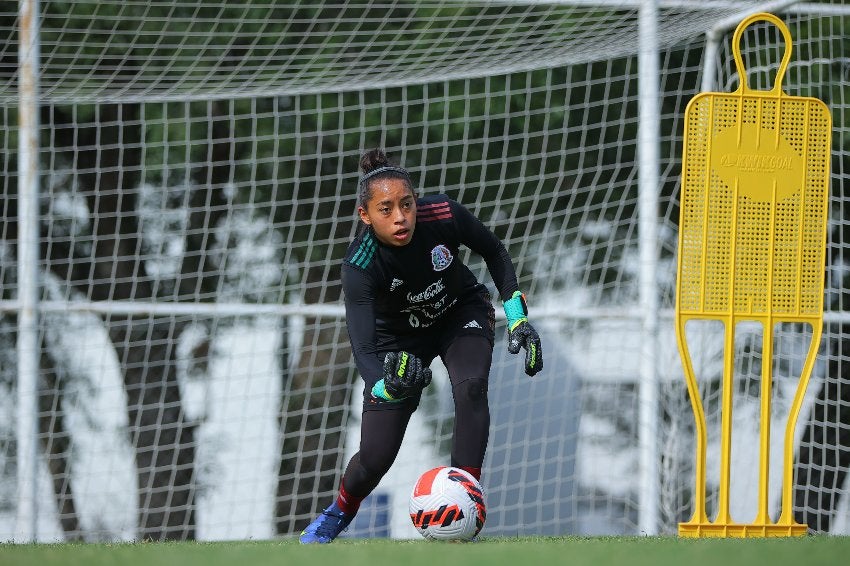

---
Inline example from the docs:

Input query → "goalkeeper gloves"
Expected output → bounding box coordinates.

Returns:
[503,291,543,377]
[371,351,433,402]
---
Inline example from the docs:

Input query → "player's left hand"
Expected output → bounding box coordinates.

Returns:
[507,320,543,377]
[503,291,543,377]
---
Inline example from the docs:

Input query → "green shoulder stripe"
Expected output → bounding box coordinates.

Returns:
[349,232,377,268]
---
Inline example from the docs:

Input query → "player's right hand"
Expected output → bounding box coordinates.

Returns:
[372,351,432,401]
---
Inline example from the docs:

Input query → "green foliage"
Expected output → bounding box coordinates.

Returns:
[6,4,849,292]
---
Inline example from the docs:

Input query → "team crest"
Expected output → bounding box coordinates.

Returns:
[430,245,453,271]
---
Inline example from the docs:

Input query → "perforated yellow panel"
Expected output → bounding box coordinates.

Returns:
[680,96,831,319]
[676,13,831,538]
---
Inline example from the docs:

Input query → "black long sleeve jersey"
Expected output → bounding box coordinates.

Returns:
[342,194,519,383]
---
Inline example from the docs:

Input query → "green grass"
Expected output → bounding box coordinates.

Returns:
[1,536,849,566]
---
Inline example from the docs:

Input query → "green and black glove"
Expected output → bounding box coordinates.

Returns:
[371,351,433,401]
[503,291,543,377]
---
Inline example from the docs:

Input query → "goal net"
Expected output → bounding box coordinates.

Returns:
[0,0,848,541]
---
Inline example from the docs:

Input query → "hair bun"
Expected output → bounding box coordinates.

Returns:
[360,148,390,174]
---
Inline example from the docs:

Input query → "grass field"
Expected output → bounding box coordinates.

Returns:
[2,536,850,566]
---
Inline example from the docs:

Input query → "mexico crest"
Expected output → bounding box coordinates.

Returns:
[430,244,453,271]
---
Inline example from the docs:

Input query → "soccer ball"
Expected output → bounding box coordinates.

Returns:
[408,466,486,541]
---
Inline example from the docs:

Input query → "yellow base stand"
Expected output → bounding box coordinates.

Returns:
[678,521,808,538]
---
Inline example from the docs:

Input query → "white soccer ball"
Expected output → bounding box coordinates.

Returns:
[408,466,486,541]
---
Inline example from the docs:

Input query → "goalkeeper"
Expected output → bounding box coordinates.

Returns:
[300,148,543,544]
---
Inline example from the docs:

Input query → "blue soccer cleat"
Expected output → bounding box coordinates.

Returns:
[299,502,353,544]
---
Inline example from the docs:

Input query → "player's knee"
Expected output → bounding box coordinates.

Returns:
[358,450,395,478]
[457,378,488,406]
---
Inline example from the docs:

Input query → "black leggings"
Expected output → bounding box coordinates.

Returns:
[342,334,492,498]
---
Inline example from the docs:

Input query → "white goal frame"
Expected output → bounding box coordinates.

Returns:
[7,0,850,541]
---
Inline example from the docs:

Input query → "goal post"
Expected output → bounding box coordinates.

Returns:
[14,0,41,543]
[1,1,849,542]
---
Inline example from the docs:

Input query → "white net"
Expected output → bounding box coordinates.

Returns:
[0,0,848,541]
[0,1,757,104]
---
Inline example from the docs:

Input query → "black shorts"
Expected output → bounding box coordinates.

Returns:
[362,292,495,411]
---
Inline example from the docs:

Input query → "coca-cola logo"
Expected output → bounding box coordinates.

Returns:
[407,279,445,304]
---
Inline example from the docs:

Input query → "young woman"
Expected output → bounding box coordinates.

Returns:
[300,148,543,543]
